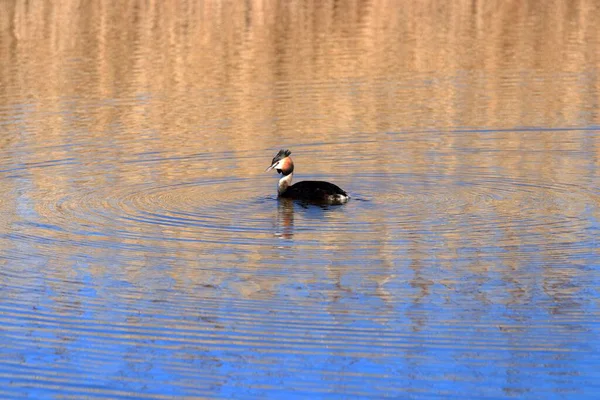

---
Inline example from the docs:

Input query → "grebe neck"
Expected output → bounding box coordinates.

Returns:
[278,172,293,194]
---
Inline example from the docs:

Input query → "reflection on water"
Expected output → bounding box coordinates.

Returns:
[1,0,599,398]
[276,198,295,240]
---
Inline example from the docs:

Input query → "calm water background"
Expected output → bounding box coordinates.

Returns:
[1,1,600,398]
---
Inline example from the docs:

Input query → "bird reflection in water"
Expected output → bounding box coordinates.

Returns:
[275,198,295,239]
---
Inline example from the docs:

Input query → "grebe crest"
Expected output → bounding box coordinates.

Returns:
[266,149,349,205]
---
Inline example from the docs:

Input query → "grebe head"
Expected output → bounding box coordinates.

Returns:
[266,149,294,195]
[265,149,294,175]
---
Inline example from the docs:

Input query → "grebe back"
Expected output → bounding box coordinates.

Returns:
[266,149,349,205]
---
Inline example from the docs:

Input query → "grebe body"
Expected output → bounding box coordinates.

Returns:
[266,149,349,205]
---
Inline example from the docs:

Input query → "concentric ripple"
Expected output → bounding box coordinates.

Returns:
[6,162,594,257]
[27,176,282,249]
[349,169,596,253]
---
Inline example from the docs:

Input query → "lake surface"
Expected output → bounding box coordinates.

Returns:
[1,1,599,398]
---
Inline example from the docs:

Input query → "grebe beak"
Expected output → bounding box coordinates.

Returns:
[266,160,281,172]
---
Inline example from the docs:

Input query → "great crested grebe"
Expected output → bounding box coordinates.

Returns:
[266,149,349,205]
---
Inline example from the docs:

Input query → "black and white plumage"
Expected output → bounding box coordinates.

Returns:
[266,149,349,205]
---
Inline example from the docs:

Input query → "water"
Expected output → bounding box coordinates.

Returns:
[1,1,599,398]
